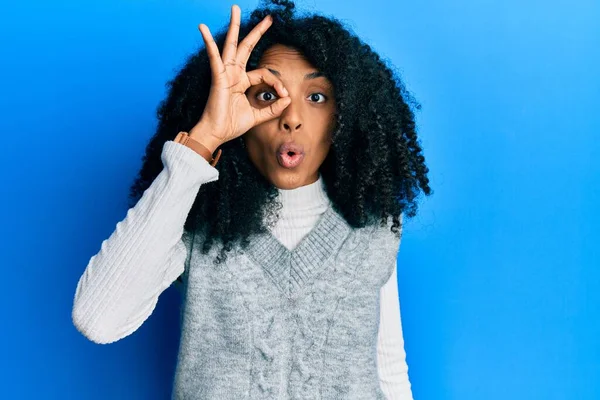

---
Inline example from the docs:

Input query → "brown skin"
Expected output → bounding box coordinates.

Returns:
[190,6,336,190]
[243,44,337,190]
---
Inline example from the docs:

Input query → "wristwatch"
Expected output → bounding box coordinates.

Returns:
[173,131,222,167]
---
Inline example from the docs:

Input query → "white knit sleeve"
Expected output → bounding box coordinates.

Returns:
[71,141,219,345]
[377,262,414,399]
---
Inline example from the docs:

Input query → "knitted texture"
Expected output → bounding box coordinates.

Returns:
[172,202,399,399]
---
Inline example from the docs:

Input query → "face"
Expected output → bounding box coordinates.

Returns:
[243,44,337,190]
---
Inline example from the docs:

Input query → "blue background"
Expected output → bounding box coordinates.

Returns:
[1,0,598,398]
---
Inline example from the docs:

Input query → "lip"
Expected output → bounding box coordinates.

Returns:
[276,142,306,169]
[276,142,305,155]
[276,152,305,168]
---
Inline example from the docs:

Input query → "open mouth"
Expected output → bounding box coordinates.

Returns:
[277,151,305,168]
[276,141,305,169]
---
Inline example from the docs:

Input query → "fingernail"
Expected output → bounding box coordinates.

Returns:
[283,87,288,96]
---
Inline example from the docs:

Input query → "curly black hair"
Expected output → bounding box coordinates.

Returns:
[127,0,432,266]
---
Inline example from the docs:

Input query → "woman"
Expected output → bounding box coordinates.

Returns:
[72,0,431,398]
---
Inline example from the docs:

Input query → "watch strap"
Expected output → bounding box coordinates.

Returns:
[174,131,222,167]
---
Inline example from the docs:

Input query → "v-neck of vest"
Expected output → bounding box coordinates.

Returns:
[244,204,354,298]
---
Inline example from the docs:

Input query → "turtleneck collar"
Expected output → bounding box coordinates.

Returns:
[275,172,331,212]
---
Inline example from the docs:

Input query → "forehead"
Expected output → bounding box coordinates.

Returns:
[258,44,325,79]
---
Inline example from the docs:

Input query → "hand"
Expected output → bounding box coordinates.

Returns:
[189,5,291,153]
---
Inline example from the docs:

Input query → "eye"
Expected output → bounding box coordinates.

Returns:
[255,91,328,103]
[308,93,327,103]
[256,91,277,102]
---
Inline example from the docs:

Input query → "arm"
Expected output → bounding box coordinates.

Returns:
[377,263,414,399]
[71,141,218,344]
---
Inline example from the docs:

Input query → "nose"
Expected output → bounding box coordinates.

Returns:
[283,121,301,131]
[279,100,302,132]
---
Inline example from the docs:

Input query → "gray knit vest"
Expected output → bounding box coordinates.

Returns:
[172,204,400,399]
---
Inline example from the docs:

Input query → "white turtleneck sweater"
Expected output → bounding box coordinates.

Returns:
[72,142,413,398]
[269,173,413,399]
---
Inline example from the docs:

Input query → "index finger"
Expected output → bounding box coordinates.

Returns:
[198,23,225,81]
[236,14,272,69]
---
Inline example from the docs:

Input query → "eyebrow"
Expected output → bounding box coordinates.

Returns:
[267,68,326,81]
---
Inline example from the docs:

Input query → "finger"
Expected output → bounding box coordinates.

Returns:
[236,14,272,69]
[198,23,225,82]
[222,5,241,64]
[246,68,288,98]
[252,96,291,126]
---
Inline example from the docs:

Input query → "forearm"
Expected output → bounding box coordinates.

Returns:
[71,141,219,344]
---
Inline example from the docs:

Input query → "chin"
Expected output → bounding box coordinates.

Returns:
[268,170,307,190]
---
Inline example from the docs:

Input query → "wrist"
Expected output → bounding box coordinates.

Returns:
[189,123,224,154]
[174,131,223,167]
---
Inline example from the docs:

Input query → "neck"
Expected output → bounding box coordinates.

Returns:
[265,172,332,250]
[275,172,330,212]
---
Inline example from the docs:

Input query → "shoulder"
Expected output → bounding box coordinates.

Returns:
[362,213,402,258]
[352,213,403,287]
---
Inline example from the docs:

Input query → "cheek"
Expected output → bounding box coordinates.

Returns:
[243,129,272,162]
[310,134,332,160]
[327,111,338,132]
[246,125,271,142]
[319,138,333,157]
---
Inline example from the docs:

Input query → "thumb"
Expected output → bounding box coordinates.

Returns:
[252,97,291,126]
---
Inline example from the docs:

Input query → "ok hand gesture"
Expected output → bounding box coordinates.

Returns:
[189,5,291,152]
